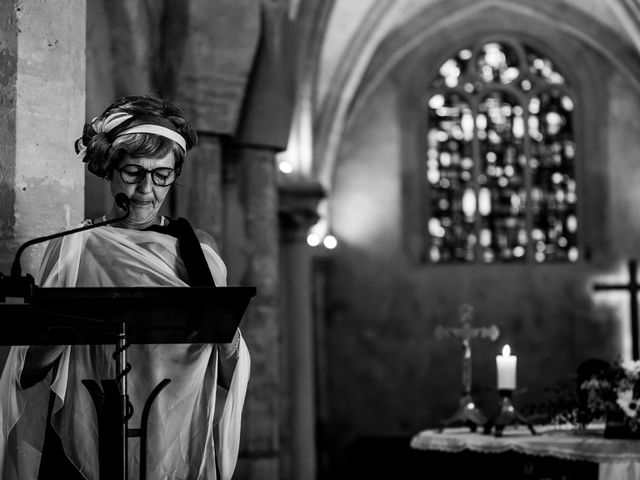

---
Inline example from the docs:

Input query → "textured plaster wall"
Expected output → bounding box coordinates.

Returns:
[607,71,640,259]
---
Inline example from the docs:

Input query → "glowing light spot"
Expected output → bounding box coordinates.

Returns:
[459,49,472,60]
[481,65,494,81]
[478,188,491,216]
[323,235,338,249]
[502,67,520,83]
[483,250,495,262]
[532,229,544,241]
[551,172,563,184]
[568,247,579,261]
[513,116,524,138]
[427,168,440,184]
[545,111,563,135]
[307,233,321,247]
[461,157,474,170]
[279,161,293,174]
[462,188,476,217]
[439,59,461,79]
[428,94,445,109]
[562,96,574,111]
[461,112,475,140]
[529,98,540,114]
[480,229,492,246]
[484,43,505,68]
[445,76,459,88]
[476,114,488,131]
[429,218,445,238]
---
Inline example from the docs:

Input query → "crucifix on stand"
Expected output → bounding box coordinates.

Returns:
[435,304,500,432]
[593,259,640,360]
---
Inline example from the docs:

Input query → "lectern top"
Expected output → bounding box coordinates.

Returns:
[0,286,256,346]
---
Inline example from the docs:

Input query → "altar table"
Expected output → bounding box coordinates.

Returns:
[410,425,640,480]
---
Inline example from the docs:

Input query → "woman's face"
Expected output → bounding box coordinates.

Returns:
[109,152,176,229]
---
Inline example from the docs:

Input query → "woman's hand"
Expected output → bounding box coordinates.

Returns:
[216,329,240,389]
[20,345,66,389]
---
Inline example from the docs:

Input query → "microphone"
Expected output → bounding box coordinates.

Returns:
[10,193,131,279]
[115,192,130,212]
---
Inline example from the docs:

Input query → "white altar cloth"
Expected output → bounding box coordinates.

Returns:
[410,424,640,480]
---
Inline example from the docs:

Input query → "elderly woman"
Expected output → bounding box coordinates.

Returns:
[0,95,250,480]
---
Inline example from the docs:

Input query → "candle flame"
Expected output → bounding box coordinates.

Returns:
[502,344,511,356]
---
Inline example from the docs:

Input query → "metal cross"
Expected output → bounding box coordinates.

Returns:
[435,304,500,431]
[435,304,500,395]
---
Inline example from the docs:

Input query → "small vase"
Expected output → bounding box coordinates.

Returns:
[604,409,640,439]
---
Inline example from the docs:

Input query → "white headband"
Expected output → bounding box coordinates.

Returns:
[116,124,187,152]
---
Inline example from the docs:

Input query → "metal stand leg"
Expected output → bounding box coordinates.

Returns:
[439,392,488,432]
[82,321,171,480]
[492,389,536,437]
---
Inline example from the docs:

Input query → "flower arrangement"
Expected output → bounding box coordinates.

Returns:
[580,359,640,438]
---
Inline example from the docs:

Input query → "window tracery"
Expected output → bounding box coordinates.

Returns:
[426,40,578,263]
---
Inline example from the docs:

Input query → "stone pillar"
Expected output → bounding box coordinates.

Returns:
[231,145,280,480]
[0,0,85,364]
[278,177,324,480]
[174,134,224,239]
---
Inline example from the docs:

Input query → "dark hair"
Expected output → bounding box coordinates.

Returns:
[79,95,198,179]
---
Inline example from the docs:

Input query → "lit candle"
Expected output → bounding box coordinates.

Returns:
[496,344,517,390]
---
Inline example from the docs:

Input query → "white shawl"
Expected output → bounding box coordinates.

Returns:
[0,226,250,480]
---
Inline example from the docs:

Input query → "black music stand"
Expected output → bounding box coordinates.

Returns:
[0,279,256,480]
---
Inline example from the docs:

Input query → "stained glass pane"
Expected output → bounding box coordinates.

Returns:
[477,92,526,263]
[528,88,578,262]
[527,51,565,85]
[475,42,521,86]
[427,93,475,262]
[426,40,578,264]
[432,49,474,90]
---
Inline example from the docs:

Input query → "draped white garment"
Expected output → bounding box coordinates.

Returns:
[0,226,250,480]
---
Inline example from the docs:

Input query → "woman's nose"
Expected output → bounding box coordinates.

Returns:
[137,172,153,193]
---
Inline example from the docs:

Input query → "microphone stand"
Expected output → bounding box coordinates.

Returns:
[1,193,130,302]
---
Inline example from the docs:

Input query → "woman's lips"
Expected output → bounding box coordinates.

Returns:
[130,199,154,207]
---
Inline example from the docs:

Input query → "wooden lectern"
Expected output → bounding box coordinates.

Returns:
[0,275,256,480]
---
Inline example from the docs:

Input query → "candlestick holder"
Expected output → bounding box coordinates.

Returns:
[439,392,488,432]
[491,389,536,437]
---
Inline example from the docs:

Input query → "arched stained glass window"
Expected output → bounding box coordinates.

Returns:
[426,39,578,264]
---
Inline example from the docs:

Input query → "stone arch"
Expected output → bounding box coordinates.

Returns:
[317,0,640,208]
[322,0,640,266]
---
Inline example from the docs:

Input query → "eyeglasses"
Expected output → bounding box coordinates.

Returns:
[116,165,178,186]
